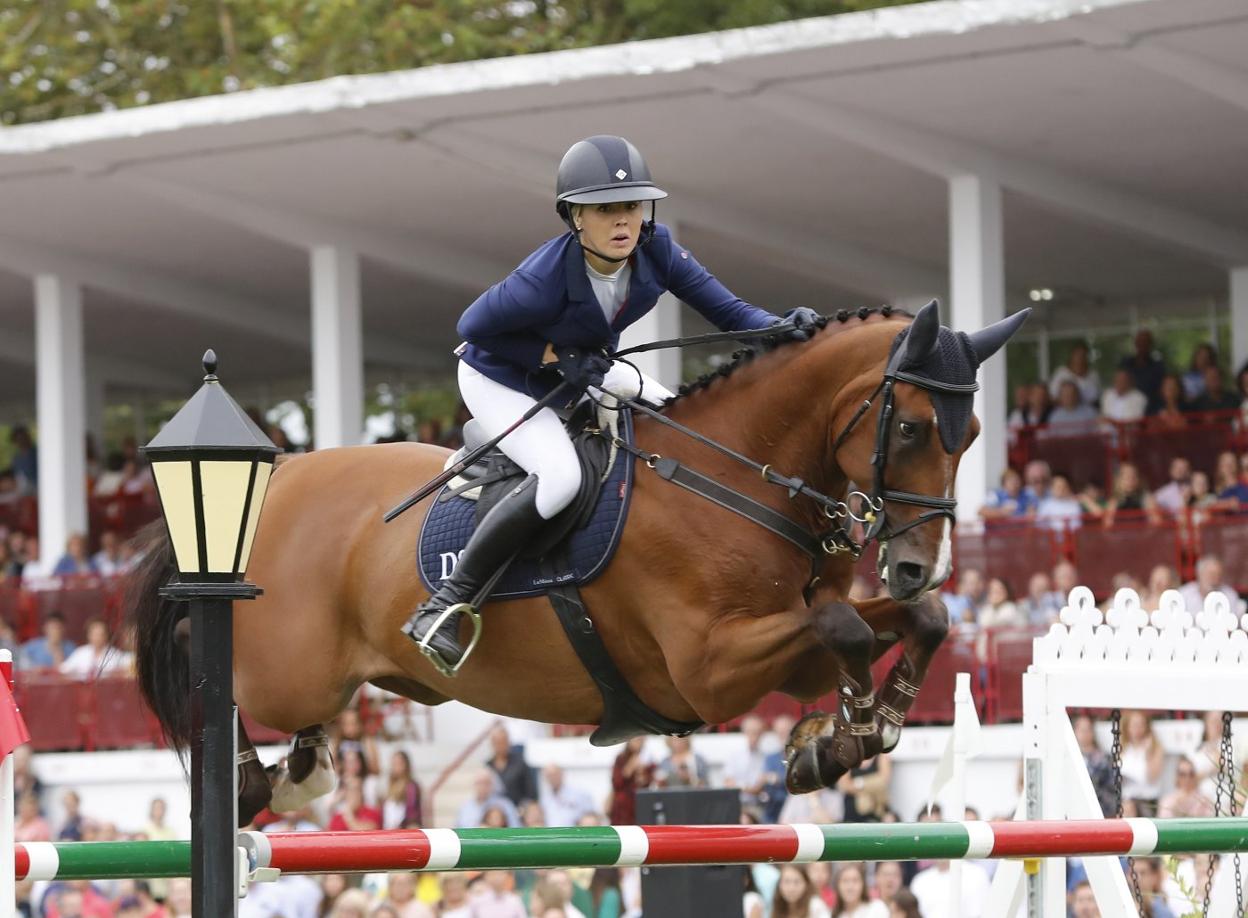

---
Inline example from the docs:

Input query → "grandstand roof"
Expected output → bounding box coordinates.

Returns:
[0,0,1244,405]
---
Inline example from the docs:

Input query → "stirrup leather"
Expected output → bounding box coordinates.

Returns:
[416,601,484,678]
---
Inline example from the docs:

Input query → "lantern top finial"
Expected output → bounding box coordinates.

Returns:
[203,349,218,379]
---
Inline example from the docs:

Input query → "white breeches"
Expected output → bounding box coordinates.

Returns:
[457,360,674,520]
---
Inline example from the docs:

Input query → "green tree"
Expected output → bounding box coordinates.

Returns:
[2,0,922,125]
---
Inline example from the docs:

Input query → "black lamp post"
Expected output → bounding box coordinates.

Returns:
[143,350,278,918]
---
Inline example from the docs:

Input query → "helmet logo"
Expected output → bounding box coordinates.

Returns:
[615,169,628,180]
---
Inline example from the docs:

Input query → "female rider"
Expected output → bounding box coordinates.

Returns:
[403,134,817,674]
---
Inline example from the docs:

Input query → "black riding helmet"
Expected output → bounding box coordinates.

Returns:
[556,135,668,263]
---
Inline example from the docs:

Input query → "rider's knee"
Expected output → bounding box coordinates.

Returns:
[535,466,582,519]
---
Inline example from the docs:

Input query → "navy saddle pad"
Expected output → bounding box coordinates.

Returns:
[417,411,634,601]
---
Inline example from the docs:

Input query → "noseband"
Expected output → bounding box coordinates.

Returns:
[829,368,969,553]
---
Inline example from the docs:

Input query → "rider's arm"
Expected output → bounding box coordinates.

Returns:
[458,269,557,371]
[660,228,777,332]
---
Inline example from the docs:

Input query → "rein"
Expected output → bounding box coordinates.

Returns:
[609,313,961,575]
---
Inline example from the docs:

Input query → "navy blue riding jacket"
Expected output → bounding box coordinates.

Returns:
[457,223,778,396]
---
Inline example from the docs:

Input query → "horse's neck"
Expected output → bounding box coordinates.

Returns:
[663,340,870,512]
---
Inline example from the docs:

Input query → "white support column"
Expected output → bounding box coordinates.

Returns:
[1231,267,1248,376]
[310,245,364,449]
[617,215,682,391]
[948,175,1006,521]
[34,274,88,564]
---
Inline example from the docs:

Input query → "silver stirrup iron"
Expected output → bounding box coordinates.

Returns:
[416,602,484,678]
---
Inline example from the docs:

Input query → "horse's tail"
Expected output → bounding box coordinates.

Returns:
[127,521,192,756]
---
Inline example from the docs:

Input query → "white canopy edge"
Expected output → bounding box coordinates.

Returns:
[0,0,1146,155]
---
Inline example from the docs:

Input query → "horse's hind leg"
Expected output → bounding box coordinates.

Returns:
[857,592,949,753]
[785,602,879,793]
[268,725,337,813]
[237,720,272,827]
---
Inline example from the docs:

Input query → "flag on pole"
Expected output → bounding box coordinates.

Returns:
[0,673,29,759]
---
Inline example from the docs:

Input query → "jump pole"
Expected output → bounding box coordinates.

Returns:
[10,818,1248,881]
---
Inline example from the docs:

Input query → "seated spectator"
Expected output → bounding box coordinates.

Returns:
[91,531,126,577]
[1152,458,1192,515]
[1008,383,1051,429]
[3,530,27,578]
[1044,381,1098,433]
[1034,474,1086,531]
[15,791,50,842]
[910,857,990,918]
[1141,564,1180,611]
[58,790,85,841]
[20,536,49,581]
[1121,329,1167,413]
[979,467,1035,520]
[1152,374,1189,430]
[1006,384,1030,432]
[1179,556,1240,614]
[469,871,526,918]
[1134,857,1179,918]
[1191,365,1239,412]
[609,736,655,826]
[1073,714,1116,817]
[1051,560,1079,604]
[0,468,19,505]
[327,776,382,831]
[52,532,96,578]
[19,613,75,670]
[1188,471,1217,517]
[724,715,769,812]
[9,426,37,495]
[59,618,132,680]
[888,889,922,918]
[1048,342,1100,407]
[538,764,595,827]
[941,568,984,626]
[1159,755,1214,819]
[381,749,423,829]
[380,872,434,918]
[1120,710,1165,817]
[771,864,831,918]
[456,769,520,828]
[656,736,710,789]
[1103,462,1160,527]
[871,862,905,910]
[1101,368,1148,422]
[1069,880,1099,918]
[976,578,1024,654]
[485,724,536,807]
[92,453,127,498]
[1213,451,1248,506]
[1238,364,1248,428]
[0,616,16,659]
[1022,460,1052,503]
[831,863,886,917]
[1182,343,1218,402]
[1021,572,1062,627]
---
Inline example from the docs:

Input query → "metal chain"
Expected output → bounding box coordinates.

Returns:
[1222,712,1244,913]
[1110,710,1148,915]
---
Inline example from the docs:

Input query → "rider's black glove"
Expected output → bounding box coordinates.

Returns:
[552,346,612,392]
[776,306,821,342]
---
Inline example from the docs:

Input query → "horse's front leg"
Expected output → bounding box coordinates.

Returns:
[783,601,879,794]
[852,592,949,753]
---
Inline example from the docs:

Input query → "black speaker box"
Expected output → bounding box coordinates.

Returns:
[637,788,744,918]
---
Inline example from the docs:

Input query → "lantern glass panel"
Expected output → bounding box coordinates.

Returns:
[152,461,199,574]
[238,462,273,574]
[200,460,254,574]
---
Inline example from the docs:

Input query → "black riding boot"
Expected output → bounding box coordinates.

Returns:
[402,474,544,675]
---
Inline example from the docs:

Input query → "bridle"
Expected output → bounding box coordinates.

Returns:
[828,367,968,552]
[614,328,966,567]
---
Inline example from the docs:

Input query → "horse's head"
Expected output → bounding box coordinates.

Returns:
[832,300,1029,601]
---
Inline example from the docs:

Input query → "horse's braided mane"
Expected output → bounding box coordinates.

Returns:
[665,304,912,405]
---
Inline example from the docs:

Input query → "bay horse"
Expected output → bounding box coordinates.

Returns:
[130,300,1027,822]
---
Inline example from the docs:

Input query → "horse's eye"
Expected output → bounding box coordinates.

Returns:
[899,421,917,439]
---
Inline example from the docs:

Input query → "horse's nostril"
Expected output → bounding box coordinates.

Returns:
[896,561,926,587]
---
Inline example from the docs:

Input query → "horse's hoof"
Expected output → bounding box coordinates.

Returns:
[784,744,824,795]
[270,749,337,813]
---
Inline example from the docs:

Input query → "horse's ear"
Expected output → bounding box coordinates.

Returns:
[968,307,1032,365]
[895,299,941,368]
